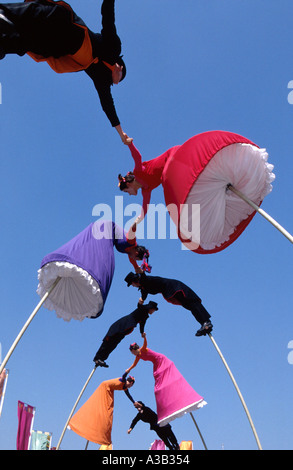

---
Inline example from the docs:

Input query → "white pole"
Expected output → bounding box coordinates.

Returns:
[227,184,293,244]
[189,412,208,450]
[0,369,9,418]
[0,277,61,375]
[56,366,97,450]
[208,333,262,450]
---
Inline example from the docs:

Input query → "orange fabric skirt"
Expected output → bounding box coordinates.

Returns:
[69,378,124,445]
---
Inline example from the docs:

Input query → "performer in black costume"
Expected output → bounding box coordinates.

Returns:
[127,400,180,451]
[93,301,158,367]
[125,271,213,336]
[0,0,132,143]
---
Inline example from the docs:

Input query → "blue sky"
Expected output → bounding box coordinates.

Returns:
[0,0,293,450]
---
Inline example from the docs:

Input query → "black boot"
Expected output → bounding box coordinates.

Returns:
[0,9,13,58]
[0,10,14,32]
[0,11,27,57]
[195,320,213,337]
[94,358,109,368]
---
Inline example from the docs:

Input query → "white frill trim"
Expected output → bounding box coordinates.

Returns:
[37,261,104,322]
[157,399,207,427]
[182,143,275,250]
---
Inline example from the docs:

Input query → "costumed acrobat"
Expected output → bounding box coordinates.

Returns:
[69,374,135,447]
[93,301,158,368]
[125,334,207,427]
[37,220,150,321]
[0,0,132,143]
[125,271,213,337]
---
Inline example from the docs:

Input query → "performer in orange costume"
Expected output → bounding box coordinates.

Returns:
[69,374,134,446]
[0,0,132,143]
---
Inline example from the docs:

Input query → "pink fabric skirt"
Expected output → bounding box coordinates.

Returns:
[140,349,206,426]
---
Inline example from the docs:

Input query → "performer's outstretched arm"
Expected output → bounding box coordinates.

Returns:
[101,0,117,37]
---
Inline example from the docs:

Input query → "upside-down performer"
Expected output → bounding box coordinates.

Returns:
[37,220,150,321]
[119,131,275,253]
[125,271,212,337]
[118,140,181,232]
[93,301,158,368]
[127,401,180,450]
[0,0,132,143]
[69,374,135,446]
[125,334,207,426]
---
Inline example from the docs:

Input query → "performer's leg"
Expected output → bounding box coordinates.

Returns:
[93,333,125,367]
[167,427,180,450]
[190,302,211,324]
[154,425,180,450]
[173,291,213,336]
[192,303,213,336]
[0,2,84,58]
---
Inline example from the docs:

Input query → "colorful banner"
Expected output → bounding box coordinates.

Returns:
[16,401,35,450]
[150,439,166,450]
[31,431,52,450]
[180,440,193,450]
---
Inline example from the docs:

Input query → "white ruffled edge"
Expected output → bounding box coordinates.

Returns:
[157,399,207,427]
[37,261,104,321]
[245,145,275,200]
[182,144,275,251]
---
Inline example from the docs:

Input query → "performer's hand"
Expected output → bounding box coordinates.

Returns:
[115,125,133,145]
[122,133,133,145]
[127,428,132,434]
[138,297,144,305]
[135,266,143,274]
[141,332,146,338]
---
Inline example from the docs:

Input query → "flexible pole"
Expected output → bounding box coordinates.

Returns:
[56,366,97,450]
[227,184,293,244]
[208,333,262,450]
[0,277,61,375]
[0,369,9,418]
[189,412,208,450]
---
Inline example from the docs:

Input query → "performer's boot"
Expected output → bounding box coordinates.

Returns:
[195,320,213,337]
[94,358,109,368]
[0,10,27,58]
[0,10,12,58]
[0,10,14,29]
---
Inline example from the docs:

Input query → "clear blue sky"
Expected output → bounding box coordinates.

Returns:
[0,0,292,450]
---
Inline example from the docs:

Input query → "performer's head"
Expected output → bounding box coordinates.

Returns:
[129,342,140,356]
[144,301,158,314]
[135,401,145,412]
[118,172,141,195]
[125,375,135,388]
[126,245,149,262]
[125,272,142,287]
[115,56,126,83]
